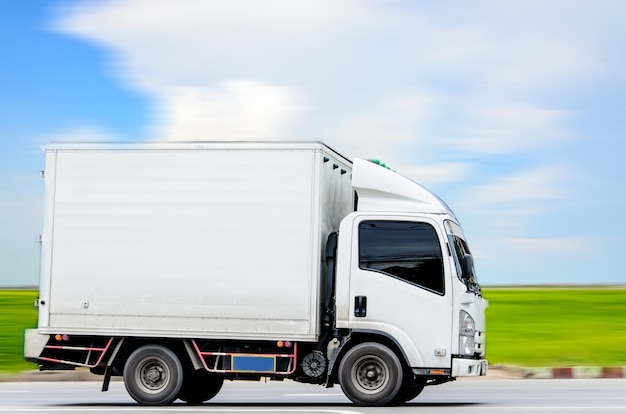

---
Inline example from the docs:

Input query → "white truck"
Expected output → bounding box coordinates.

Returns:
[25,141,487,406]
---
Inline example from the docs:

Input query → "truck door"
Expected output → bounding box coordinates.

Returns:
[344,216,453,368]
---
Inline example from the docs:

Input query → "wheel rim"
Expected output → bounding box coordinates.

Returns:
[136,356,171,394]
[351,354,389,394]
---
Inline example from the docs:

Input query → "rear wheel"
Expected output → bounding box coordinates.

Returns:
[338,342,403,406]
[178,370,224,405]
[123,345,183,405]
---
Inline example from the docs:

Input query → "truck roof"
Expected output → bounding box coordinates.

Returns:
[43,140,452,217]
[352,157,456,217]
[43,141,352,165]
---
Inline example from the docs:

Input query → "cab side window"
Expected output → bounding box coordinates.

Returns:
[359,220,444,295]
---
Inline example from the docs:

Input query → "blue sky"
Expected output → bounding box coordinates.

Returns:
[1,0,625,287]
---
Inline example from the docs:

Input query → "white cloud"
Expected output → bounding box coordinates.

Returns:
[502,237,589,255]
[52,0,385,92]
[478,105,568,130]
[51,0,610,153]
[330,89,438,160]
[152,81,302,141]
[456,161,595,271]
[491,36,591,88]
[469,164,570,207]
[452,104,572,156]
[418,1,604,87]
[398,163,474,186]
[456,164,577,257]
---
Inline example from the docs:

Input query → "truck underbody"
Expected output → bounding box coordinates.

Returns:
[29,331,470,406]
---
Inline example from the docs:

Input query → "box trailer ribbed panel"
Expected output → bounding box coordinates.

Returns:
[38,142,353,340]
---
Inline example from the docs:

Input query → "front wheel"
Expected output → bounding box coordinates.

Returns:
[123,345,183,405]
[397,382,425,402]
[338,342,404,406]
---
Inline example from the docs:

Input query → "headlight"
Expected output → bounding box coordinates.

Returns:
[459,311,475,356]
[460,310,475,336]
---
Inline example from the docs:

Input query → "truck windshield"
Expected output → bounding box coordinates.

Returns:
[445,220,481,295]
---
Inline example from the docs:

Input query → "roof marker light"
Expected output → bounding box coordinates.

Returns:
[369,159,394,171]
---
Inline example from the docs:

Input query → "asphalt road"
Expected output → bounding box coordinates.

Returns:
[1,378,625,413]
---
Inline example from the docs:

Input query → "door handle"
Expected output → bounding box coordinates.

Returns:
[354,296,367,317]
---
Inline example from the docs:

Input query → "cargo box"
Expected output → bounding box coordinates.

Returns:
[37,142,353,341]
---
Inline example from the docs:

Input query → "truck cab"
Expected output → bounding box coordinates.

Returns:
[330,158,487,404]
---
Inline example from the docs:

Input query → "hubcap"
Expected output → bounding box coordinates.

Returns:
[353,355,389,394]
[137,357,170,393]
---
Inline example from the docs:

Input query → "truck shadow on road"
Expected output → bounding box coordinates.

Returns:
[59,402,484,408]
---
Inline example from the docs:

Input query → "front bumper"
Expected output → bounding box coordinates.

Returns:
[452,358,488,377]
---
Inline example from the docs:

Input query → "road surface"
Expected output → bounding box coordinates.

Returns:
[1,378,625,413]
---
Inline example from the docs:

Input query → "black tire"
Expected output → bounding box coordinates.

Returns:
[338,342,404,406]
[178,370,224,405]
[123,345,183,405]
[397,382,425,402]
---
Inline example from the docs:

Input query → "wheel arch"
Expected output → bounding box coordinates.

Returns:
[328,330,413,385]
[109,338,197,374]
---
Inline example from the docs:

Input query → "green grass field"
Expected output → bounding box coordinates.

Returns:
[484,287,626,367]
[1,287,625,373]
[0,290,38,373]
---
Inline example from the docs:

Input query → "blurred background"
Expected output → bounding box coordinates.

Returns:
[1,0,625,373]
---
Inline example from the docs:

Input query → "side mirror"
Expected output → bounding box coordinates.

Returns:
[462,254,474,281]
